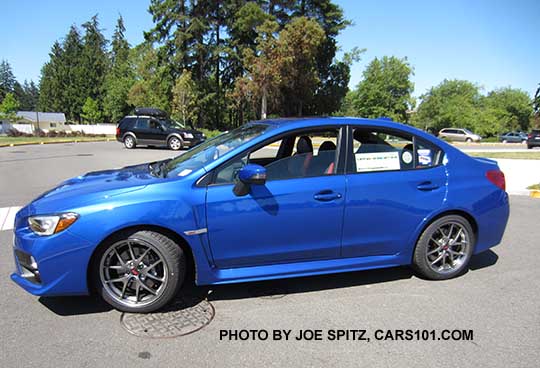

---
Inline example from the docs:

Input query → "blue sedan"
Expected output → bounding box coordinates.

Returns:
[11,118,509,313]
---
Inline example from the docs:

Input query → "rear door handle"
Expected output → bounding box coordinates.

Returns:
[314,190,342,201]
[416,181,440,191]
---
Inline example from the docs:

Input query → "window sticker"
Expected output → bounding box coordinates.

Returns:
[355,151,401,172]
[417,149,432,166]
[402,151,413,164]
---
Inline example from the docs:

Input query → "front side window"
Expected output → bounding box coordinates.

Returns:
[164,123,274,177]
[214,128,340,184]
[349,128,442,173]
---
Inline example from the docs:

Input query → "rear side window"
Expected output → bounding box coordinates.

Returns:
[119,117,135,129]
[135,118,150,129]
[348,128,443,173]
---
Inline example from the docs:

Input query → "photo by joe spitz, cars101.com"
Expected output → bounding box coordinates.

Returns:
[11,117,509,313]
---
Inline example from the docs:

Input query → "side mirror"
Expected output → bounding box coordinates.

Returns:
[233,164,267,196]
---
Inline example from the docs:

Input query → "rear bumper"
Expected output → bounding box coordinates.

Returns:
[527,139,540,147]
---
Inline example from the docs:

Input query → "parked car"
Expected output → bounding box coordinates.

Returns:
[499,131,528,144]
[438,128,482,143]
[527,129,540,149]
[11,117,509,313]
[116,108,205,150]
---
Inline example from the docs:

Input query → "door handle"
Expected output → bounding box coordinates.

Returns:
[416,181,440,191]
[314,190,342,201]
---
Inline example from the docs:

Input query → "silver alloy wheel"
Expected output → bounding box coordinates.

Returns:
[426,222,469,274]
[124,136,134,148]
[168,137,182,150]
[99,239,169,308]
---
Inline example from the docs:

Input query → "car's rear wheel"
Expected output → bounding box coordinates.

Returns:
[123,135,136,149]
[466,138,472,143]
[413,215,475,280]
[168,136,183,151]
[502,139,507,144]
[92,230,185,313]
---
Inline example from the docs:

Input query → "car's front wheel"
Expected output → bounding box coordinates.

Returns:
[167,136,183,151]
[92,230,185,313]
[413,215,475,280]
[123,135,136,149]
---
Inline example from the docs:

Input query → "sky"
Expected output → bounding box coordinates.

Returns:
[0,0,538,98]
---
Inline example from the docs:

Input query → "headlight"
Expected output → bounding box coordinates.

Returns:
[183,133,194,139]
[28,213,79,236]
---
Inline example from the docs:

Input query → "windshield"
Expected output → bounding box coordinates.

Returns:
[161,119,186,129]
[163,123,273,177]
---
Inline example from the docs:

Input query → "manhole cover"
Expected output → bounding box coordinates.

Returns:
[9,151,26,153]
[120,296,214,338]
[76,153,94,157]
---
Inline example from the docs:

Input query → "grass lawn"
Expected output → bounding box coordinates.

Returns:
[467,151,540,160]
[527,183,540,190]
[0,136,114,146]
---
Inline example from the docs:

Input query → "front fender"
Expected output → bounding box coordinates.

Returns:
[67,179,213,287]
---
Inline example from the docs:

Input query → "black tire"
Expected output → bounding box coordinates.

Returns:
[167,136,183,151]
[528,145,533,150]
[412,215,475,280]
[91,230,185,313]
[123,135,136,149]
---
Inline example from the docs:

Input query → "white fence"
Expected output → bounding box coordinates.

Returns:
[66,124,116,135]
[0,122,116,135]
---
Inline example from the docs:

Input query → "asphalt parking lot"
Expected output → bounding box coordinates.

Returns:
[0,141,539,368]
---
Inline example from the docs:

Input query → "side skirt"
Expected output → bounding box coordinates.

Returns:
[197,253,408,285]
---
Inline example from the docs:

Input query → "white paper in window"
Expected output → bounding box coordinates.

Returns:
[355,151,401,172]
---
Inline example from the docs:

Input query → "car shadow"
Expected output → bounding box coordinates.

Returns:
[38,250,498,316]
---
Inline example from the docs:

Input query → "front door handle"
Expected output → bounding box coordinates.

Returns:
[417,181,440,191]
[314,190,342,202]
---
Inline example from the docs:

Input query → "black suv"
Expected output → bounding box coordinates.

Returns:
[527,129,540,149]
[116,108,205,150]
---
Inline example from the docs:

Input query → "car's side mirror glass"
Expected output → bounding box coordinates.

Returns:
[233,164,267,196]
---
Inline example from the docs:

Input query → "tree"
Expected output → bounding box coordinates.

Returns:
[80,15,109,116]
[0,93,20,120]
[533,84,540,127]
[127,44,172,111]
[345,56,414,122]
[14,80,39,110]
[0,60,16,102]
[241,20,283,119]
[482,88,532,133]
[278,17,326,116]
[103,15,134,122]
[171,70,199,126]
[81,97,102,124]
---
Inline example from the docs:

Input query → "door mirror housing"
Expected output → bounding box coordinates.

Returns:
[233,164,267,196]
[239,164,267,185]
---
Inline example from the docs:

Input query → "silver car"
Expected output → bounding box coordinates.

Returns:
[438,128,482,143]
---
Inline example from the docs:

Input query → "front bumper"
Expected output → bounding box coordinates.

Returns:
[11,224,95,297]
[184,137,206,148]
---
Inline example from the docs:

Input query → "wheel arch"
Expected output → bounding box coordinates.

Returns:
[122,132,137,143]
[86,224,197,293]
[409,209,478,264]
[166,133,184,144]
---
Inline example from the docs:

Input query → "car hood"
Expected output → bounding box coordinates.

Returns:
[24,163,160,215]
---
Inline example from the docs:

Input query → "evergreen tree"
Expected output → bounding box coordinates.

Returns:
[104,15,134,122]
[0,60,16,101]
[80,15,109,116]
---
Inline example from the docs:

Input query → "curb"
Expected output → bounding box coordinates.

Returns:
[0,138,113,148]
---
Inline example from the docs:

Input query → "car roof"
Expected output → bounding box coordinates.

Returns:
[247,117,443,145]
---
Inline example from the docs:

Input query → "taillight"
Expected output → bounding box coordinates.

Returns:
[486,170,506,191]
[116,127,120,136]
